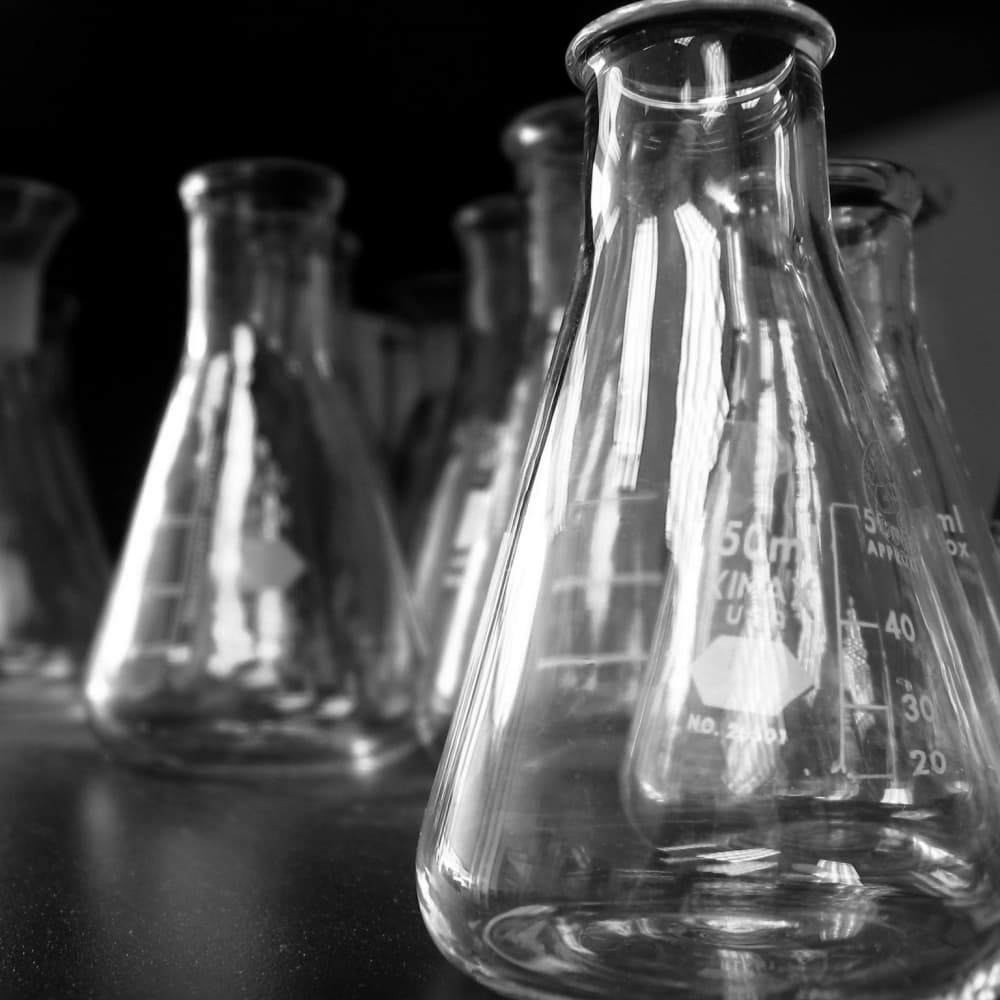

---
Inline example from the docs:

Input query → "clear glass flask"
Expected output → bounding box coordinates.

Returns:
[411,194,529,752]
[0,177,110,716]
[84,158,423,776]
[413,101,588,753]
[830,156,1000,692]
[415,4,1000,998]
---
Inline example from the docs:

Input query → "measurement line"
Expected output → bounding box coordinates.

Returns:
[537,652,649,670]
[128,642,191,660]
[551,573,664,591]
[567,492,661,509]
[156,516,201,528]
[839,618,879,629]
[830,503,846,776]
[141,584,186,599]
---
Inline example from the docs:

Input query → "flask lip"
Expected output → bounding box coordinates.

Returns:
[0,176,78,233]
[828,157,926,226]
[179,157,345,216]
[0,177,78,262]
[452,193,524,235]
[566,0,836,88]
[501,96,587,161]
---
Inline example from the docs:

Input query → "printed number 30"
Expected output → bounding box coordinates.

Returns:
[901,692,935,723]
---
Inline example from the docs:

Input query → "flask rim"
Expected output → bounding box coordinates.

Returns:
[828,157,928,227]
[179,157,345,216]
[501,96,586,162]
[0,176,78,231]
[566,0,836,88]
[452,193,524,234]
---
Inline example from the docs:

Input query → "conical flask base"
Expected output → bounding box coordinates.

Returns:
[467,888,993,1000]
[101,718,417,778]
[423,813,1000,1000]
[0,650,86,721]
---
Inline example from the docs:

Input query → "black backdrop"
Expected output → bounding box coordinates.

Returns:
[2,0,995,553]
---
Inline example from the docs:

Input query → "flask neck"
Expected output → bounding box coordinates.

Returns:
[833,205,919,350]
[581,34,834,279]
[0,266,42,360]
[520,155,583,338]
[454,201,527,343]
[184,207,336,366]
[502,98,586,342]
[0,178,77,359]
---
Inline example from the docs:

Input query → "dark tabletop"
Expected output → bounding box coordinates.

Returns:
[0,710,498,1000]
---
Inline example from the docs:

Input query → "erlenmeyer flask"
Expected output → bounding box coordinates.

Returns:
[412,194,529,752]
[84,158,423,776]
[830,155,1000,685]
[416,4,1000,998]
[0,177,110,715]
[413,101,588,753]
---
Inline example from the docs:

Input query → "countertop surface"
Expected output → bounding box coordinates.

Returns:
[0,710,498,999]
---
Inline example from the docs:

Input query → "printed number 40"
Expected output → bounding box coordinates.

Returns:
[885,610,915,642]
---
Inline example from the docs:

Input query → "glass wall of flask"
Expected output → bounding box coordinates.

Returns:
[83,158,424,776]
[415,3,1000,998]
[413,98,588,753]
[0,177,110,717]
[830,155,1000,702]
[411,194,530,753]
[385,270,466,553]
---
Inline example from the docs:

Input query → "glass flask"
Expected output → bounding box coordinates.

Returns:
[84,158,423,776]
[415,4,1000,998]
[831,156,1000,691]
[0,177,110,716]
[413,100,588,753]
[412,194,529,753]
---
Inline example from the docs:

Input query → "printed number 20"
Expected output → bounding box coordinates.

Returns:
[910,749,946,775]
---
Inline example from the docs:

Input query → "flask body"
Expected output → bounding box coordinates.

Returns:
[85,159,422,775]
[416,7,1000,998]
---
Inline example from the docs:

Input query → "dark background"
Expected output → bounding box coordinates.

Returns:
[1,1,995,553]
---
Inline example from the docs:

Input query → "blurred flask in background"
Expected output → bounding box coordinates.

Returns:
[831,156,1000,685]
[84,158,423,776]
[412,99,587,754]
[0,177,110,718]
[411,194,529,753]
